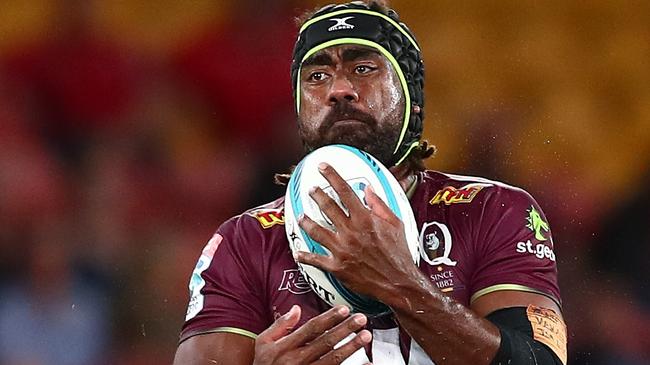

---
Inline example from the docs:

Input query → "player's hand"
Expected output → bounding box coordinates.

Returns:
[295,163,419,303]
[253,304,372,365]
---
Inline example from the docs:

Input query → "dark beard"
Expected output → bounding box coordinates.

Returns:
[298,102,401,166]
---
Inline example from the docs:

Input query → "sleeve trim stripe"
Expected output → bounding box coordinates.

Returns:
[470,284,561,308]
[206,327,258,339]
[180,326,258,343]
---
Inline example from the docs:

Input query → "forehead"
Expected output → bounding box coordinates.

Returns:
[301,44,388,67]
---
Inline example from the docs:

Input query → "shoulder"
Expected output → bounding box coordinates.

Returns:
[190,197,288,296]
[419,170,538,207]
[416,170,550,240]
[218,196,287,237]
[420,171,556,256]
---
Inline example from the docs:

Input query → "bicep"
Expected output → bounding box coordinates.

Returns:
[173,332,255,365]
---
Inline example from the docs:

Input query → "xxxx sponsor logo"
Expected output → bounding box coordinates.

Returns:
[429,183,491,205]
[249,208,284,229]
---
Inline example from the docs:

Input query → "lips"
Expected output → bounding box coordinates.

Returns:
[332,119,368,125]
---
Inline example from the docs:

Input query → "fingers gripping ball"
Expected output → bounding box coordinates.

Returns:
[284,144,420,316]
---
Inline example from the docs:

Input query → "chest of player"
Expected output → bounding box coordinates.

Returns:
[413,204,475,306]
[263,204,474,364]
[268,204,473,321]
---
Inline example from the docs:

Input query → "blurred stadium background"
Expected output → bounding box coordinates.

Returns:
[0,0,648,364]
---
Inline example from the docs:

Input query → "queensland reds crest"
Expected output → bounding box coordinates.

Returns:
[418,221,457,266]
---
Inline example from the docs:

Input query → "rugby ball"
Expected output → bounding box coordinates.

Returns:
[284,144,420,316]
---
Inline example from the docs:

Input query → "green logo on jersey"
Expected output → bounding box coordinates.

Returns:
[526,206,549,241]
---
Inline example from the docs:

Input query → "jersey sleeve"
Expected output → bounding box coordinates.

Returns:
[469,186,561,306]
[179,216,270,343]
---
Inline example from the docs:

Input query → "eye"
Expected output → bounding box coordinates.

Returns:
[354,65,376,74]
[308,71,329,82]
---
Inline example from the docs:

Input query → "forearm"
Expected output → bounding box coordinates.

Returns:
[382,269,500,365]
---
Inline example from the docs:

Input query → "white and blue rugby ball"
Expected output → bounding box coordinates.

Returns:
[284,144,420,316]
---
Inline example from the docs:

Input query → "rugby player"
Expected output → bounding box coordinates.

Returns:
[174,1,567,364]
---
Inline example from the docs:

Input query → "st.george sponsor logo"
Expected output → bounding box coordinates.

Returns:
[429,183,491,205]
[249,208,284,229]
[516,240,556,261]
[526,205,550,241]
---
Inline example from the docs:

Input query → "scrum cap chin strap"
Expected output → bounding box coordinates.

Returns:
[291,7,425,166]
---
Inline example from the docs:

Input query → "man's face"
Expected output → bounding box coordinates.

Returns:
[297,45,405,165]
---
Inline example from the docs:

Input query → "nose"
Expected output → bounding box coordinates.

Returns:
[328,74,359,105]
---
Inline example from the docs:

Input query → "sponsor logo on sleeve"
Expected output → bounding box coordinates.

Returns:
[516,240,556,261]
[249,208,285,229]
[186,233,223,321]
[526,205,550,241]
[517,206,556,261]
[418,221,457,266]
[278,269,312,295]
[429,183,491,205]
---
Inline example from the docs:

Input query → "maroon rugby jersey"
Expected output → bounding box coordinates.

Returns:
[180,170,561,364]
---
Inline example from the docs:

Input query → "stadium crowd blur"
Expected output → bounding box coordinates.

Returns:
[0,1,648,364]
